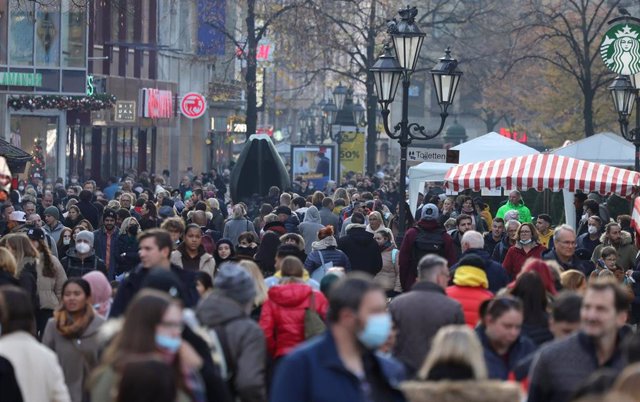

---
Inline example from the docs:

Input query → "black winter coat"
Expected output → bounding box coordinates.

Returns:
[61,249,108,279]
[337,226,382,275]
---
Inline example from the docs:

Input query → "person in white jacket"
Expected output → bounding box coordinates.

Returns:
[0,285,70,402]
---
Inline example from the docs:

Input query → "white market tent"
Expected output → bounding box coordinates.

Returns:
[552,132,635,167]
[408,132,539,215]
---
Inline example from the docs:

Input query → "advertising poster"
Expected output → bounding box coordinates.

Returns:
[340,132,366,174]
[291,145,336,189]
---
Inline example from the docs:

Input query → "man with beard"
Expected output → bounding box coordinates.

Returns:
[93,208,119,279]
[591,222,637,271]
[271,274,406,401]
[528,280,630,402]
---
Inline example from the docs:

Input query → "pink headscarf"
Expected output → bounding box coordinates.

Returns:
[82,271,112,317]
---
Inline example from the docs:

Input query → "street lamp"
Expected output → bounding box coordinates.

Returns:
[370,5,462,242]
[328,86,358,184]
[609,75,640,171]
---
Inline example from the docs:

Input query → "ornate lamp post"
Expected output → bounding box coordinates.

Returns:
[328,85,359,184]
[370,5,462,241]
[610,75,640,172]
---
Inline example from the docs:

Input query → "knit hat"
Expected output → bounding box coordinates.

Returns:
[9,211,26,222]
[142,269,186,302]
[43,206,60,220]
[457,254,485,270]
[421,203,439,221]
[26,227,45,240]
[214,263,256,305]
[76,230,94,247]
[103,208,117,221]
[82,271,112,317]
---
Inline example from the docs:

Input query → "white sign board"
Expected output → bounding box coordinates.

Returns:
[407,147,459,166]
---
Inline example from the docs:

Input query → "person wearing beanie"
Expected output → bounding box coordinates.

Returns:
[83,271,112,318]
[93,208,120,279]
[196,264,267,401]
[446,255,494,327]
[337,212,382,276]
[305,225,351,281]
[398,203,457,292]
[61,230,108,279]
[43,205,65,244]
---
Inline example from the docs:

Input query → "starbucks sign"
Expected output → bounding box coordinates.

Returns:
[600,24,640,75]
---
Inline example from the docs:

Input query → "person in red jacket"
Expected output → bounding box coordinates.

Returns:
[398,204,457,291]
[502,222,546,280]
[446,254,494,327]
[259,256,328,359]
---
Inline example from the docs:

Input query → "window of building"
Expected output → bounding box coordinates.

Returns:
[9,0,35,66]
[35,2,61,67]
[62,0,86,67]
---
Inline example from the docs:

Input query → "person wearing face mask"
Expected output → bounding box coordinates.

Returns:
[90,290,207,402]
[61,230,108,279]
[271,273,407,402]
[93,209,120,280]
[42,279,105,402]
[115,217,141,276]
[501,222,546,280]
[56,228,74,258]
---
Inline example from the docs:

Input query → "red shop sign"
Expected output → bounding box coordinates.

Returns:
[139,88,173,119]
[180,92,207,119]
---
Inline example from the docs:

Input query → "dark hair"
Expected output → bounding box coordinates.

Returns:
[292,196,306,209]
[327,273,382,323]
[493,217,505,225]
[62,278,92,298]
[511,272,547,326]
[135,198,146,208]
[334,199,346,208]
[537,214,552,225]
[0,285,35,335]
[276,244,302,260]
[485,296,523,321]
[144,201,158,218]
[194,271,213,291]
[117,208,131,220]
[322,197,334,208]
[184,223,201,235]
[456,214,472,226]
[551,291,582,323]
[351,212,365,224]
[600,246,617,260]
[583,199,599,215]
[193,189,204,199]
[137,229,173,257]
[195,201,207,212]
[237,231,257,244]
[79,190,93,202]
[588,279,631,313]
[117,359,178,402]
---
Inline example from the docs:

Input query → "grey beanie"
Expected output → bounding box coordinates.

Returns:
[76,230,94,247]
[421,203,439,221]
[214,263,256,305]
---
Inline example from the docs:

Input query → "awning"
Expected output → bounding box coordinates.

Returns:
[444,153,640,197]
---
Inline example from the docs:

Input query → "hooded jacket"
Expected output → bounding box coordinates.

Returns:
[298,207,325,255]
[337,224,382,275]
[259,283,328,358]
[196,293,267,402]
[495,200,532,223]
[44,221,66,244]
[171,245,217,278]
[399,220,457,291]
[446,265,493,327]
[401,380,521,402]
[42,314,105,402]
[591,230,638,270]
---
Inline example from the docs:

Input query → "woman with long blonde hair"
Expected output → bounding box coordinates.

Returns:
[0,233,39,315]
[0,246,18,286]
[237,259,268,321]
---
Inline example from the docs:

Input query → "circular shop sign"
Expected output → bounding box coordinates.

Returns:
[600,23,640,76]
[180,92,207,119]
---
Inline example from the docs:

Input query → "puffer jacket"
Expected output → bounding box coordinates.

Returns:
[337,224,382,275]
[259,283,328,358]
[446,265,493,327]
[502,243,546,280]
[401,380,521,402]
[375,247,402,293]
[591,230,638,270]
[35,253,68,310]
[305,247,351,273]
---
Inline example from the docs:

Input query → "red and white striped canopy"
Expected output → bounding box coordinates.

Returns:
[444,153,640,196]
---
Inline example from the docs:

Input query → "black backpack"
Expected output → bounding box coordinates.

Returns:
[412,227,446,263]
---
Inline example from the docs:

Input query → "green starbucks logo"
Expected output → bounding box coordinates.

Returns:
[600,24,640,75]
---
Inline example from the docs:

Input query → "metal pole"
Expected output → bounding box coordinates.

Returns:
[397,75,410,244]
[636,98,640,172]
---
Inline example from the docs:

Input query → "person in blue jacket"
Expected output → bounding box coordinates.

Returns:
[475,295,536,381]
[270,274,406,402]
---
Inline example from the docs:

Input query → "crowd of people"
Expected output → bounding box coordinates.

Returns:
[1,168,640,402]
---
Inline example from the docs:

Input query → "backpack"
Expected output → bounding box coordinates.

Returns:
[202,316,243,397]
[311,250,333,282]
[412,227,446,263]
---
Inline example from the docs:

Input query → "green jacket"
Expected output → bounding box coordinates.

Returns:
[496,201,532,223]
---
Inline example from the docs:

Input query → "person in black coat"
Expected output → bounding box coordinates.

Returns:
[337,212,382,275]
[0,356,23,402]
[76,190,100,229]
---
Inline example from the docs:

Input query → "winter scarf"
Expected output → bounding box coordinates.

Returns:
[312,235,338,251]
[54,305,95,338]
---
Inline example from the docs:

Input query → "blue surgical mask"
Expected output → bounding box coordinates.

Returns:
[155,334,181,353]
[357,313,392,349]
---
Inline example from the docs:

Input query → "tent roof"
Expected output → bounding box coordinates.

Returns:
[444,153,640,197]
[450,132,539,163]
[408,162,456,180]
[552,132,634,167]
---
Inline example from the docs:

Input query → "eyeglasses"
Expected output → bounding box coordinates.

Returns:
[556,240,577,246]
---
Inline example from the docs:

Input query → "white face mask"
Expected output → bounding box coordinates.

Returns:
[63,238,71,245]
[75,242,90,254]
[519,239,533,245]
[588,225,598,235]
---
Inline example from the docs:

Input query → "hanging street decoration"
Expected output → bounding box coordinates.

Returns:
[7,94,116,112]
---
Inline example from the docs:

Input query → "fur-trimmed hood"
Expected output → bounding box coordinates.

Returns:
[599,229,633,246]
[401,380,521,402]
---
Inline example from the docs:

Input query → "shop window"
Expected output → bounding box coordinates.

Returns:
[35,69,60,92]
[61,69,84,93]
[35,1,61,67]
[9,0,35,66]
[10,115,59,182]
[0,2,8,64]
[61,0,86,68]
